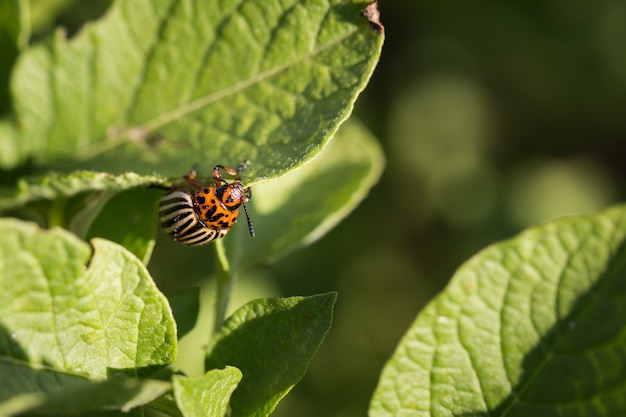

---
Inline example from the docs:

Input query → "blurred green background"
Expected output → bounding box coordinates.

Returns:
[24,0,626,415]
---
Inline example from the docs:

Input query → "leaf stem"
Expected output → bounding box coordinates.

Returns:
[213,239,233,333]
[48,198,66,228]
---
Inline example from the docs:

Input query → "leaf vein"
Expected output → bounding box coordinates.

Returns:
[137,27,360,134]
[188,0,247,105]
[123,0,179,125]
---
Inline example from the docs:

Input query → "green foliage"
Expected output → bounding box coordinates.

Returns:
[3,0,626,415]
[370,205,626,416]
[0,219,177,379]
[0,0,383,181]
[206,294,336,416]
[0,376,171,416]
[0,171,164,211]
[0,218,175,415]
[173,367,242,417]
[227,119,385,270]
[0,0,383,415]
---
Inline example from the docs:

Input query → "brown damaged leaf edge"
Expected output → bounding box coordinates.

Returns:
[360,0,384,34]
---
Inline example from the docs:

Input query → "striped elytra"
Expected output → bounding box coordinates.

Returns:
[158,164,254,246]
[159,189,228,246]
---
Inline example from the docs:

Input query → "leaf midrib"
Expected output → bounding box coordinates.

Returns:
[82,26,362,162]
[499,218,626,415]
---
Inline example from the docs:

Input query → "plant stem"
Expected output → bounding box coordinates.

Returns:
[213,239,233,333]
[48,198,66,228]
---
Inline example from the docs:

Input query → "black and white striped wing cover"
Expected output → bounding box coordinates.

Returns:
[159,190,228,246]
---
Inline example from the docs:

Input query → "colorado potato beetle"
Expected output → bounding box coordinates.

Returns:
[159,162,254,246]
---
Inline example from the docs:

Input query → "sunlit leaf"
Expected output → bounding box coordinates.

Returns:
[227,118,385,269]
[0,218,177,382]
[173,367,242,417]
[370,205,626,416]
[3,0,384,182]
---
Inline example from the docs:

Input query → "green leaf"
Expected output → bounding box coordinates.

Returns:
[3,0,384,180]
[0,364,170,416]
[0,359,91,411]
[205,293,337,417]
[0,171,164,248]
[169,287,201,340]
[370,205,626,417]
[0,218,177,382]
[86,188,161,264]
[227,118,385,269]
[0,119,21,168]
[173,367,242,417]
[0,170,164,211]
[51,378,171,415]
[26,0,65,32]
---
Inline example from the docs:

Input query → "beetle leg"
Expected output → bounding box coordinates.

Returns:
[213,161,248,183]
[213,165,229,185]
[185,167,203,188]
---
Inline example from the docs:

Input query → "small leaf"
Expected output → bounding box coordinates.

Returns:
[205,293,337,417]
[370,205,626,416]
[227,118,385,269]
[0,218,177,381]
[173,366,242,417]
[4,0,384,180]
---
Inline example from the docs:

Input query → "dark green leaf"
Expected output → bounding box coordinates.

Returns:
[0,359,90,411]
[0,363,170,416]
[169,287,201,340]
[205,293,336,417]
[0,170,164,211]
[86,188,161,264]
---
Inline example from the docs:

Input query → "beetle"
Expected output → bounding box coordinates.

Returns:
[159,162,254,246]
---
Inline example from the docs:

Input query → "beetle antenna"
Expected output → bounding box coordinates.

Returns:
[242,203,255,237]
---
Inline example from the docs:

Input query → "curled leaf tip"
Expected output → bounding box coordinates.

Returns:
[360,1,384,34]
